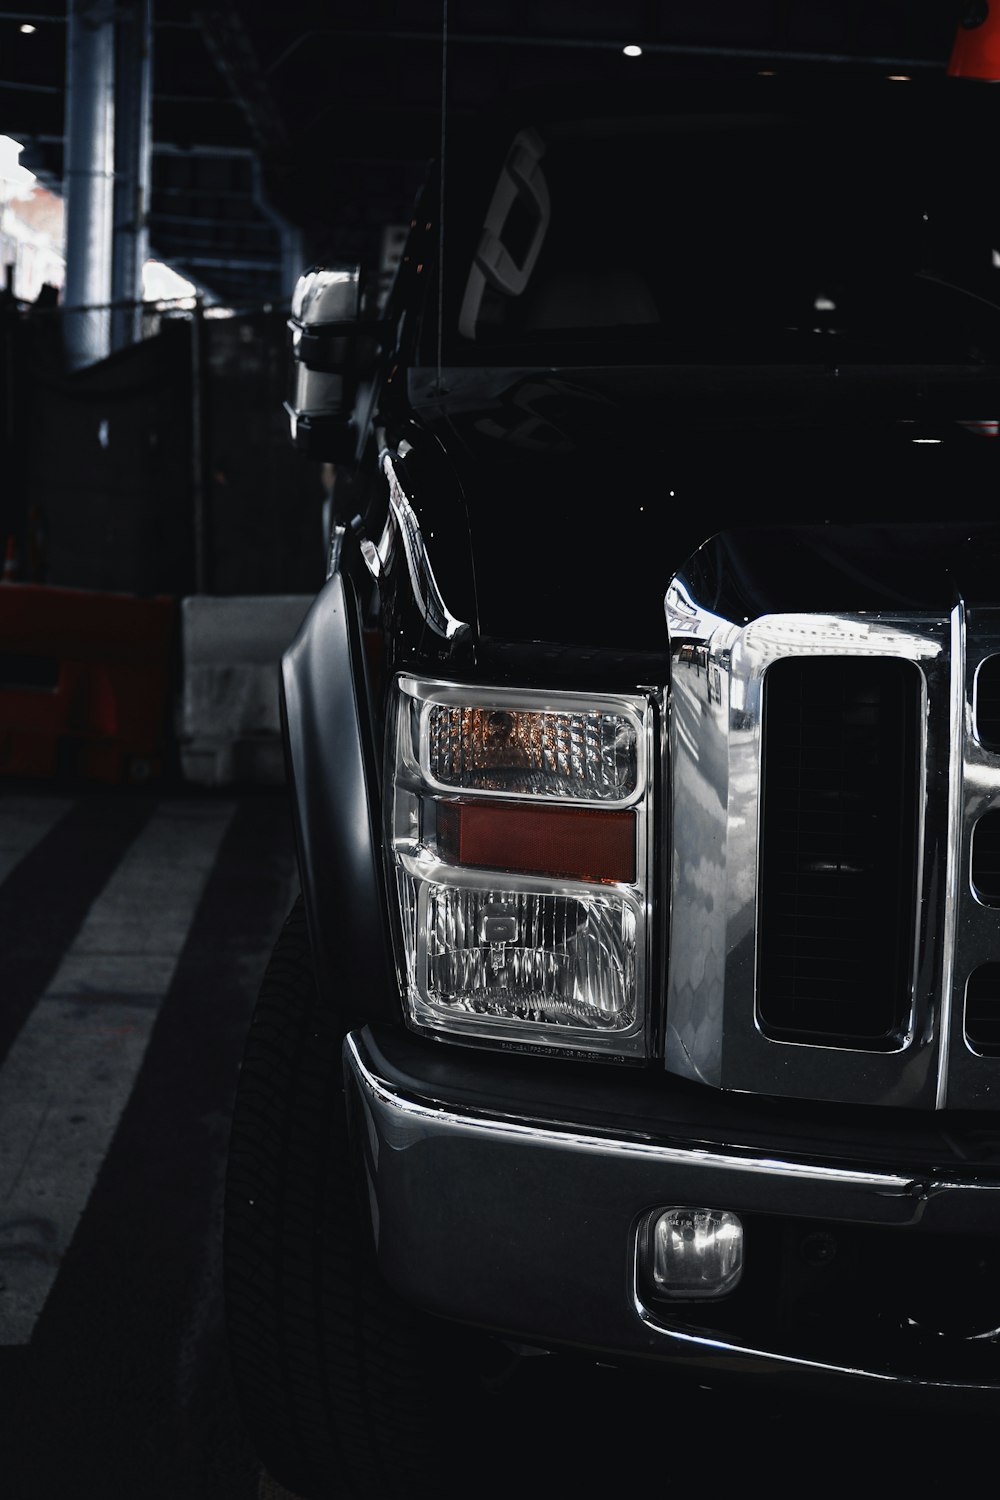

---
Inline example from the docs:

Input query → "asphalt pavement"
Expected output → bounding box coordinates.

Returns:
[0,783,293,1500]
[0,780,970,1499]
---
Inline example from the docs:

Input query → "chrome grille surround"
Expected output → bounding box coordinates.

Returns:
[665,538,1000,1110]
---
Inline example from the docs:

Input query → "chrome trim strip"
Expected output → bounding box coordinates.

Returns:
[965,1324,1000,1344]
[630,1271,999,1390]
[937,602,965,1108]
[345,1032,914,1191]
[327,522,346,578]
[939,612,1000,1104]
[382,452,468,640]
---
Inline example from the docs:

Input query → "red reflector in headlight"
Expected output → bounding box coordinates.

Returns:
[436,800,636,884]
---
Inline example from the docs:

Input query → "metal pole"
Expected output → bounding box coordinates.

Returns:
[191,297,208,594]
[1,265,18,550]
[63,0,116,369]
[112,0,153,350]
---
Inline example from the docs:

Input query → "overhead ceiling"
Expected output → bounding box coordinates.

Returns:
[3,1,964,306]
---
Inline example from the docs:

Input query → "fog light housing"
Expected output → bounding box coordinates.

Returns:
[649,1208,744,1300]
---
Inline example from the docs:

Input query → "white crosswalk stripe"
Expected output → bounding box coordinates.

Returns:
[0,799,235,1346]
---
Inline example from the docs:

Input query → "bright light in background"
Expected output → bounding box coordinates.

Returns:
[20,23,36,33]
[622,44,642,57]
[142,259,197,302]
[3,159,201,307]
[0,136,36,196]
[0,136,41,300]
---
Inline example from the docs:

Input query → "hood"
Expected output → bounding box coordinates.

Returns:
[404,365,1000,654]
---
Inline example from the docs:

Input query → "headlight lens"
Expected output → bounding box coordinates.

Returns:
[425,703,638,799]
[387,676,651,1058]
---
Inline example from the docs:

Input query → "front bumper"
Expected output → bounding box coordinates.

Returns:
[345,1027,1000,1404]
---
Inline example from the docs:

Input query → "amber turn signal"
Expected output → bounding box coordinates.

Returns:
[436,800,636,884]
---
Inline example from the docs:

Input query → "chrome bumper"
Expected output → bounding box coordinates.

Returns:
[345,1029,1000,1400]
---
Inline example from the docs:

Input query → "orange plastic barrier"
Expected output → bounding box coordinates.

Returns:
[0,583,176,783]
[948,2,1000,78]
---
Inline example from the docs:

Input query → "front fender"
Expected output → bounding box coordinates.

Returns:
[281,570,398,1027]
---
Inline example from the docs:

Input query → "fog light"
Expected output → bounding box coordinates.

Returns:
[650,1208,743,1300]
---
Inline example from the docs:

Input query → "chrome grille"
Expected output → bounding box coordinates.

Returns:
[666,562,958,1108]
[667,567,1000,1110]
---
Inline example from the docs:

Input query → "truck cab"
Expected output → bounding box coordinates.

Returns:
[224,77,1000,1500]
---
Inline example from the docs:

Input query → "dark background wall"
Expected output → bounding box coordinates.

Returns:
[3,300,325,599]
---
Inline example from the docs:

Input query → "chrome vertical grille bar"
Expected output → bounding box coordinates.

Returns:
[666,575,951,1108]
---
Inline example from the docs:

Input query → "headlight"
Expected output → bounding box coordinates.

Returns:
[386,675,652,1058]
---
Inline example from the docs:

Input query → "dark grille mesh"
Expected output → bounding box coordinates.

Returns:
[758,655,920,1048]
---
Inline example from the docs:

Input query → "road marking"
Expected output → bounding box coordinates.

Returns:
[0,797,73,886]
[0,799,235,1345]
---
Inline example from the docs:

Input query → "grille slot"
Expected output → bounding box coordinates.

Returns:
[976,656,1000,750]
[758,655,920,1049]
[966,964,1000,1056]
[972,812,1000,905]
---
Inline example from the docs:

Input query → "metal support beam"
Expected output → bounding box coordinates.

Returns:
[112,0,153,351]
[63,0,116,369]
[252,159,302,302]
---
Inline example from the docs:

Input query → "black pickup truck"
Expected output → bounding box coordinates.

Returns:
[224,77,1000,1498]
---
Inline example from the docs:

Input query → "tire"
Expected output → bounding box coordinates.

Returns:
[223,898,486,1500]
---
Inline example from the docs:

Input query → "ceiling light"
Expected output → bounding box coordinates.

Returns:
[623,44,642,57]
[19,23,36,33]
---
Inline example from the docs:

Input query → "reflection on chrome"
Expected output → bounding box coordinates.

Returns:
[344,1030,915,1187]
[662,527,1000,1111]
[382,452,468,640]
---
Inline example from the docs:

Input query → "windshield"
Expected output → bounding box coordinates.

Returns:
[418,81,1000,367]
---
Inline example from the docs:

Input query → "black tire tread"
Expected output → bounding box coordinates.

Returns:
[223,898,467,1500]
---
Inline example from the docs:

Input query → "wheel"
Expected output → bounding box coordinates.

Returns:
[223,898,489,1500]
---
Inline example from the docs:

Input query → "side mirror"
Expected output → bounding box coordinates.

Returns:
[285,265,381,462]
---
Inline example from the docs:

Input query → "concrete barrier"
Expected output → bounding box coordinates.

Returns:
[177,594,314,786]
